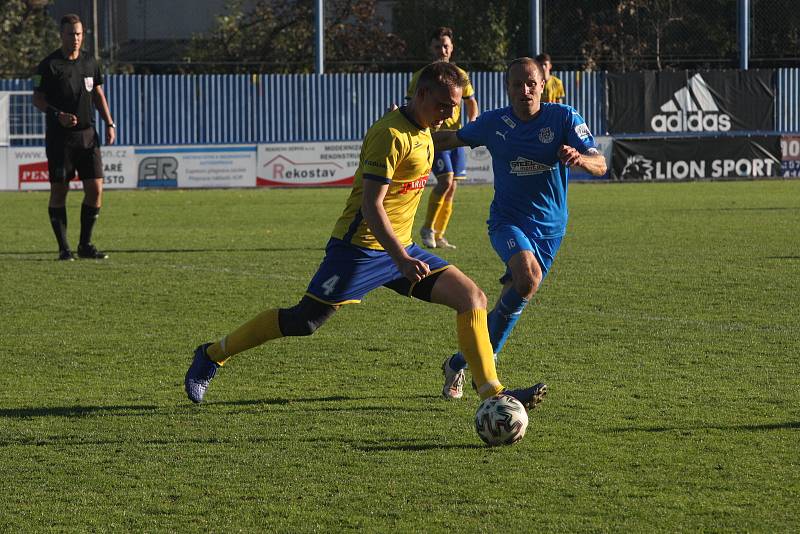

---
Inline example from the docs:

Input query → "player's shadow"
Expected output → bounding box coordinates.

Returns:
[205,393,437,408]
[204,395,443,416]
[0,435,283,448]
[0,246,321,258]
[608,421,800,433]
[301,436,485,451]
[673,207,800,212]
[0,404,159,419]
[110,246,323,254]
[352,442,486,451]
[205,396,347,407]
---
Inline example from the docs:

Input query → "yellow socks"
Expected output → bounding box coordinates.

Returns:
[433,199,453,239]
[205,306,502,402]
[423,191,445,230]
[457,309,503,399]
[207,308,283,365]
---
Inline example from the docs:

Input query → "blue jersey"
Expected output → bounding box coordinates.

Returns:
[457,103,596,238]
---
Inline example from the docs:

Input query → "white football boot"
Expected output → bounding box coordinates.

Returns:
[441,354,466,399]
[420,227,437,248]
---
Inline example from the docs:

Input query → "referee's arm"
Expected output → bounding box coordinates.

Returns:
[32,91,77,128]
[92,85,116,145]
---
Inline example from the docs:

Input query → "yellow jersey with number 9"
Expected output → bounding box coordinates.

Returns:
[331,107,432,250]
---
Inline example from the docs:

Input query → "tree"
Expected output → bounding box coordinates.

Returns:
[0,0,58,77]
[751,0,800,67]
[391,0,530,72]
[187,0,406,73]
[551,0,738,71]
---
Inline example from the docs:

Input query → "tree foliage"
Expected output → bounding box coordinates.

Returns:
[187,0,406,73]
[0,0,58,77]
[184,0,798,74]
[572,0,738,71]
[750,0,800,65]
[390,0,530,71]
[545,0,798,71]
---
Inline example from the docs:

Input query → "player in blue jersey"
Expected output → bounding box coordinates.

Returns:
[432,57,607,399]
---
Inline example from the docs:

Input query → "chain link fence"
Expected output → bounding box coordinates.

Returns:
[542,0,800,71]
[17,0,800,73]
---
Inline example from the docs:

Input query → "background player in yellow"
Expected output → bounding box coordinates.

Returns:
[536,52,565,103]
[407,27,478,249]
[184,62,546,416]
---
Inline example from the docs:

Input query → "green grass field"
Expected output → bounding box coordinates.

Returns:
[1,180,798,532]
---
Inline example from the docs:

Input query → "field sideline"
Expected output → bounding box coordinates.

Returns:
[1,180,798,532]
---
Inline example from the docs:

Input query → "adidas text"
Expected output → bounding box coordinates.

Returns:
[651,111,732,132]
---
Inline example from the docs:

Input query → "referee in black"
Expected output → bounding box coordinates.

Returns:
[32,13,115,260]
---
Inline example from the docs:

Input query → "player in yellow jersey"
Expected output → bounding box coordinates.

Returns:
[184,62,545,419]
[535,53,565,103]
[408,27,479,249]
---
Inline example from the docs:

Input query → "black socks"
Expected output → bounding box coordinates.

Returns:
[48,206,69,251]
[79,204,100,247]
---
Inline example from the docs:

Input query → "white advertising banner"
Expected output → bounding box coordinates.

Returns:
[136,145,257,188]
[101,146,138,188]
[9,146,50,191]
[462,145,494,184]
[257,142,360,187]
[6,146,137,191]
[0,147,7,190]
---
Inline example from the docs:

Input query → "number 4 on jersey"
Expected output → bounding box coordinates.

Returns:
[321,275,340,296]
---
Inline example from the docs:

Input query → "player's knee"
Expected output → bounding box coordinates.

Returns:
[49,188,68,204]
[279,297,336,336]
[513,272,541,299]
[466,285,488,310]
[84,192,101,207]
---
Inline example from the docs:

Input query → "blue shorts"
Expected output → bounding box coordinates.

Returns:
[306,238,451,305]
[488,225,563,284]
[433,146,467,179]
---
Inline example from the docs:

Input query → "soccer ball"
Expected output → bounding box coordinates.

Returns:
[475,394,528,446]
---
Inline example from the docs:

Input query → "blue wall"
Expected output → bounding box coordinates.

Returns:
[4,68,798,147]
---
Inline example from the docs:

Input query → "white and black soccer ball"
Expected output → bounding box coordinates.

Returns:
[475,394,528,446]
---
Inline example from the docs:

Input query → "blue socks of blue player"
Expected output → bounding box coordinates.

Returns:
[488,287,529,357]
[448,287,529,371]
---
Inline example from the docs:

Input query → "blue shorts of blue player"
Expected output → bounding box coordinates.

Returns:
[306,238,450,304]
[489,223,563,287]
[433,146,468,180]
[446,223,562,372]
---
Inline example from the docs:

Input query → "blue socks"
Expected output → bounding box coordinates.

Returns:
[449,287,529,370]
[488,287,529,357]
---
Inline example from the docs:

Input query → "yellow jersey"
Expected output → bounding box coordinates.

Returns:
[406,64,474,131]
[331,107,432,250]
[542,76,565,103]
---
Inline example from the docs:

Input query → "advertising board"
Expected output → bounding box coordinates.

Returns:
[137,146,256,188]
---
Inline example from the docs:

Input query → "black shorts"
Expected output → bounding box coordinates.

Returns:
[46,128,104,183]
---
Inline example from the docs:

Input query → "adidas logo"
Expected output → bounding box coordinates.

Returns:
[651,74,732,132]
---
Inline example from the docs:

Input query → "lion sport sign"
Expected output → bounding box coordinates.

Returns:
[612,135,782,180]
